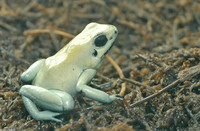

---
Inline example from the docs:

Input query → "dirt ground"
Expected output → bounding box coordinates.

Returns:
[0,0,200,130]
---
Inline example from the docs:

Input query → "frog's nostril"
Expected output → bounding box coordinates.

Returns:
[114,30,118,34]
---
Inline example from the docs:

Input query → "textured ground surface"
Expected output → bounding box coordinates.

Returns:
[0,0,200,130]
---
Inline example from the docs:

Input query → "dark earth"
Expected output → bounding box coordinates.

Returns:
[0,0,200,130]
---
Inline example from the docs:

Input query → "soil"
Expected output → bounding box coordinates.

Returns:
[0,0,200,130]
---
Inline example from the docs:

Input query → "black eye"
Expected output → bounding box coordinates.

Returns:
[94,35,108,47]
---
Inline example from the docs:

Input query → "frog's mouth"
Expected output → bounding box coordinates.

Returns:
[103,41,114,57]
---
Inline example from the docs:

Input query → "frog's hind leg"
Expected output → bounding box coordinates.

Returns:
[21,96,62,122]
[19,85,74,122]
[20,59,45,83]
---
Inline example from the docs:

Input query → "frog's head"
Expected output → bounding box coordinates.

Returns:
[78,22,118,68]
[56,23,118,69]
[86,23,118,57]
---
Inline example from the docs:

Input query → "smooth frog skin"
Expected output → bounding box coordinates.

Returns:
[19,23,121,122]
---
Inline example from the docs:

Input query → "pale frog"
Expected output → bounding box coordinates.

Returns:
[19,22,122,122]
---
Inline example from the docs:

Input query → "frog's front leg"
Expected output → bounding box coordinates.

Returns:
[19,85,74,122]
[76,69,123,103]
[21,59,45,83]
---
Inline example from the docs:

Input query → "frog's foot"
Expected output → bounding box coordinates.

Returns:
[21,96,62,122]
[20,85,75,122]
[109,94,123,102]
[36,110,62,123]
[86,95,123,110]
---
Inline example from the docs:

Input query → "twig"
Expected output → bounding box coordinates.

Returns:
[117,20,142,34]
[185,104,200,127]
[70,14,102,19]
[74,0,105,6]
[121,77,151,89]
[108,62,142,78]
[50,31,60,51]
[1,47,29,65]
[96,73,112,81]
[151,14,171,28]
[177,64,200,82]
[24,29,75,39]
[76,99,91,130]
[106,55,126,96]
[21,0,37,12]
[137,54,162,67]
[131,79,180,107]
[189,81,200,92]
[191,6,200,25]
[148,58,183,81]
[20,36,35,53]
[131,64,200,107]
[163,58,183,73]
[0,21,17,32]
[122,99,131,117]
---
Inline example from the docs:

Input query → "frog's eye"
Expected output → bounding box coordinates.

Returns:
[94,35,108,47]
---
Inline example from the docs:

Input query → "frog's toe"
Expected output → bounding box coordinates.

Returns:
[114,94,121,97]
[117,97,123,101]
[109,94,123,102]
[113,94,123,100]
[50,117,62,123]
[35,111,62,122]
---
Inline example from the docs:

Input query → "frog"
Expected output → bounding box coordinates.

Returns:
[19,22,122,122]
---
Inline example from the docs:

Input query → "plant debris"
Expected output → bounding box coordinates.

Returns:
[0,0,200,130]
